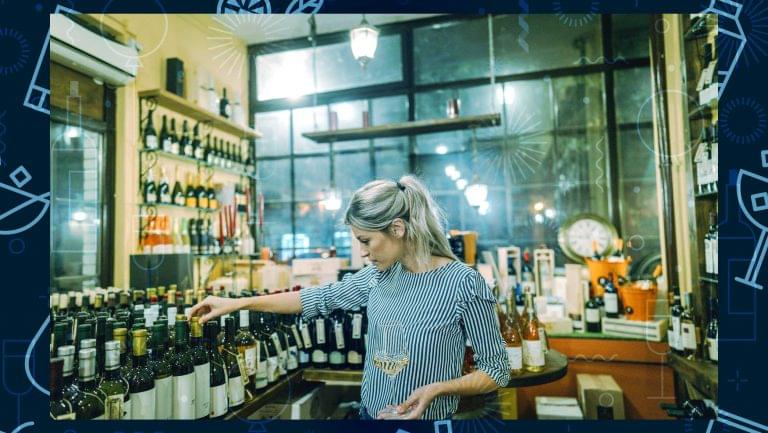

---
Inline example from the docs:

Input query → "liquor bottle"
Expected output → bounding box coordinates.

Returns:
[185,173,197,208]
[144,168,158,204]
[143,110,158,150]
[297,315,312,367]
[171,318,196,419]
[670,294,684,354]
[704,213,718,276]
[522,293,545,372]
[220,88,230,118]
[207,137,216,166]
[601,276,621,319]
[681,292,699,358]
[128,329,155,419]
[207,180,218,210]
[169,118,180,155]
[99,341,131,420]
[181,120,193,158]
[248,311,269,391]
[158,166,171,204]
[706,297,718,363]
[189,317,211,419]
[72,348,106,419]
[520,250,535,295]
[499,303,524,376]
[160,114,171,152]
[585,297,601,332]
[281,315,300,372]
[346,310,364,369]
[328,310,347,370]
[192,123,203,161]
[222,317,246,409]
[235,310,258,397]
[50,358,76,420]
[150,323,172,420]
[196,174,209,209]
[205,321,228,419]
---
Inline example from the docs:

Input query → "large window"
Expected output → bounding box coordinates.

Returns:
[251,15,656,264]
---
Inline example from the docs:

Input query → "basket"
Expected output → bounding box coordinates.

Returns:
[584,257,631,297]
[619,281,657,321]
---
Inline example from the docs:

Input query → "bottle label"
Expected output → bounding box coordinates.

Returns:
[174,195,185,206]
[712,239,718,274]
[277,350,287,376]
[312,349,327,364]
[347,350,362,365]
[235,352,249,385]
[586,307,600,323]
[195,147,204,160]
[162,138,171,151]
[672,317,683,350]
[194,363,211,419]
[707,337,718,361]
[604,293,619,314]
[171,143,180,155]
[335,323,345,349]
[210,383,228,417]
[154,375,172,419]
[105,393,127,420]
[523,340,545,367]
[255,356,268,389]
[301,325,313,348]
[315,319,326,344]
[172,372,196,419]
[242,346,257,376]
[227,375,244,407]
[329,351,345,365]
[267,356,279,382]
[299,350,310,364]
[54,412,76,420]
[667,329,677,351]
[506,346,523,370]
[287,347,298,370]
[352,314,363,339]
[146,135,158,149]
[161,192,171,203]
[130,387,156,419]
[682,323,697,350]
[704,239,713,274]
[291,325,303,349]
[270,333,284,354]
[146,192,157,203]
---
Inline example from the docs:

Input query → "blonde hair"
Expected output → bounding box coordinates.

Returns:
[344,175,457,270]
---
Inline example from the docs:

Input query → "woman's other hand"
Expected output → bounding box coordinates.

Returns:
[188,296,243,324]
[376,382,443,420]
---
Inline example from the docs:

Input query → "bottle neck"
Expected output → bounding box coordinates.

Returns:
[103,366,122,380]
[132,353,148,367]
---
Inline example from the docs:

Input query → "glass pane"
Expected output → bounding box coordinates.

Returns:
[51,122,104,290]
[553,73,606,129]
[432,193,463,231]
[613,15,651,59]
[461,188,510,244]
[507,185,563,257]
[257,159,291,201]
[257,35,402,101]
[262,202,292,256]
[414,153,473,193]
[293,105,329,155]
[255,110,290,157]
[479,132,555,186]
[335,151,372,197]
[372,95,409,148]
[614,67,653,124]
[294,201,336,250]
[329,99,369,151]
[375,147,408,181]
[503,80,554,135]
[493,15,603,75]
[294,155,329,201]
[554,129,609,185]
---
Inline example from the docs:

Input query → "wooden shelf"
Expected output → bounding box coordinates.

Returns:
[138,202,215,213]
[302,113,501,143]
[139,88,262,139]
[668,352,718,401]
[140,149,255,178]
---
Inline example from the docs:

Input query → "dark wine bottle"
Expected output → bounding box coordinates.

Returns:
[50,358,76,420]
[346,309,364,369]
[99,341,130,420]
[585,297,601,333]
[160,114,171,152]
[205,321,228,419]
[171,318,196,419]
[144,110,158,150]
[128,329,155,419]
[144,169,158,204]
[150,323,173,419]
[185,173,197,208]
[72,348,106,419]
[222,317,246,409]
[328,310,347,370]
[219,88,230,118]
[181,120,193,158]
[158,166,171,204]
[169,118,180,155]
[172,167,185,206]
[190,317,210,419]
[310,315,328,368]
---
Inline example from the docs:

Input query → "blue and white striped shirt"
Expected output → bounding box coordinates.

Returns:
[300,260,510,419]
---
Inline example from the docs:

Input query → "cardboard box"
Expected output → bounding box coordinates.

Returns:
[577,374,625,420]
[536,396,584,420]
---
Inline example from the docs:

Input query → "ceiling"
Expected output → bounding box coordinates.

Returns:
[184,14,441,46]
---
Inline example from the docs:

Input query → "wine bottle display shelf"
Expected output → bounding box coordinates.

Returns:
[138,202,216,213]
[139,149,255,178]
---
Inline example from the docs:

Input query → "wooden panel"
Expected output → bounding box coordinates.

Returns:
[50,62,104,121]
[549,337,670,364]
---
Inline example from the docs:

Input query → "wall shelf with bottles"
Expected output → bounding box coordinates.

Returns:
[667,352,717,401]
[137,202,216,213]
[138,88,262,139]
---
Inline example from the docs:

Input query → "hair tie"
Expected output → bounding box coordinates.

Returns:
[395,181,405,192]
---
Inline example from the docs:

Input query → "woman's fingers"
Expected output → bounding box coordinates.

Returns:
[188,298,209,318]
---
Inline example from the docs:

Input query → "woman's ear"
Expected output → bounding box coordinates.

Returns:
[389,218,406,239]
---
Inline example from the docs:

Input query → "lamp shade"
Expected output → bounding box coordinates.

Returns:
[350,18,379,66]
[464,182,488,207]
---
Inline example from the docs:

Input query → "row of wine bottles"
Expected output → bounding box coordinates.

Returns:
[140,211,255,256]
[667,292,718,364]
[50,286,369,420]
[496,290,548,375]
[144,167,217,209]
[143,113,254,174]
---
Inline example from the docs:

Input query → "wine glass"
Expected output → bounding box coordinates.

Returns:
[372,322,409,415]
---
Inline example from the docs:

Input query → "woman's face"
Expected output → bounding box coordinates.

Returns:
[351,222,405,271]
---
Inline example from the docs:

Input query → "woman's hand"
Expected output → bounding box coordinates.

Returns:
[188,296,244,324]
[376,382,444,420]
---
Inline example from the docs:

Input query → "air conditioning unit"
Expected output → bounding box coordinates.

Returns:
[50,14,138,86]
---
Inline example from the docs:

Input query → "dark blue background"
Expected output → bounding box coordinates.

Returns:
[0,0,763,432]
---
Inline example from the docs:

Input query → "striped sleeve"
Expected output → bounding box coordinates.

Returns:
[454,271,510,388]
[299,265,378,320]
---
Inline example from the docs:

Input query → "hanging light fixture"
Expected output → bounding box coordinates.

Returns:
[350,14,379,67]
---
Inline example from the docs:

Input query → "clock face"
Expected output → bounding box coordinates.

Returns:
[565,218,615,259]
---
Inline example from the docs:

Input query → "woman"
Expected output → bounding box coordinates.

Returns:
[189,175,509,420]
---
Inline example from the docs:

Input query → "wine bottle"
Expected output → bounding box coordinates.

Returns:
[99,341,131,420]
[245,143,255,174]
[705,213,718,276]
[72,348,106,419]
[56,345,78,404]
[150,323,173,420]
[281,315,300,372]
[522,293,544,372]
[207,179,218,210]
[50,358,76,420]
[190,317,211,419]
[249,312,268,391]
[205,321,228,419]
[310,315,329,369]
[192,123,204,161]
[269,314,288,377]
[196,174,209,209]
[328,310,347,370]
[171,318,196,419]
[346,309,364,369]
[297,315,312,367]
[681,292,699,358]
[201,133,211,164]
[181,120,193,158]
[160,114,171,152]
[207,137,216,166]
[706,297,718,363]
[585,297,601,332]
[236,311,258,396]
[220,88,230,119]
[144,110,158,150]
[670,294,684,354]
[185,173,197,208]
[188,218,199,255]
[499,304,524,376]
[601,276,621,319]
[158,166,171,204]
[257,313,280,383]
[222,317,246,409]
[128,329,155,419]
[198,218,208,255]
[144,168,158,204]
[169,118,180,155]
